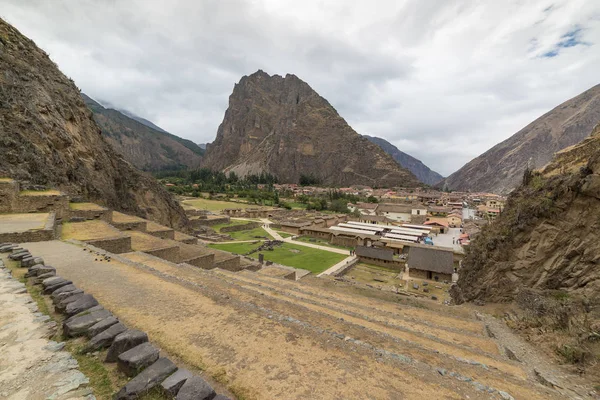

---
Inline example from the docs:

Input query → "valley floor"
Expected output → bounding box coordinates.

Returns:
[16,239,578,400]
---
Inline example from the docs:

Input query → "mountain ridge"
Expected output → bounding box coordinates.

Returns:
[363,135,444,186]
[442,84,600,194]
[203,70,420,187]
[82,94,204,171]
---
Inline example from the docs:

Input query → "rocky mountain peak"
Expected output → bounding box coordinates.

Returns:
[203,70,419,187]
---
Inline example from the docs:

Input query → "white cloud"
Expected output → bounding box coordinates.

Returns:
[1,0,599,175]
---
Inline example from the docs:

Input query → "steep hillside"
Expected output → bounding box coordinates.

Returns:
[203,70,419,187]
[82,94,203,171]
[363,135,444,185]
[443,84,600,194]
[0,18,187,228]
[452,124,600,374]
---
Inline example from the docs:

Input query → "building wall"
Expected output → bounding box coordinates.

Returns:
[299,229,332,241]
[408,268,452,282]
[357,255,404,271]
[332,235,359,248]
[86,236,132,254]
[383,212,412,222]
[280,225,301,235]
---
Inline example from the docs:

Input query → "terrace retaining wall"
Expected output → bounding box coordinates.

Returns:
[214,256,242,271]
[86,236,132,254]
[0,213,56,243]
[220,222,260,233]
[144,246,180,263]
[182,253,214,269]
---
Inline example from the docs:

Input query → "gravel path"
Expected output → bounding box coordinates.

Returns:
[0,257,93,400]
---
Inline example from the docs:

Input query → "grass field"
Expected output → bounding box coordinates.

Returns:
[293,236,352,251]
[181,198,252,212]
[208,242,345,273]
[227,227,272,241]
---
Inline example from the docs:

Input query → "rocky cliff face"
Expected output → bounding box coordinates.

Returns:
[363,135,443,185]
[0,19,187,228]
[443,84,600,194]
[454,124,600,303]
[203,70,419,187]
[83,94,203,172]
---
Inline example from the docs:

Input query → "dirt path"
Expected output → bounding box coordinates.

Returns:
[23,240,566,400]
[0,257,92,400]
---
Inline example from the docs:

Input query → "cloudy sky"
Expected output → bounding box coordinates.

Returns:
[2,0,599,175]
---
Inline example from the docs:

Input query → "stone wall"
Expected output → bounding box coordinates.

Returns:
[189,216,230,228]
[147,229,175,240]
[0,212,56,243]
[356,255,404,271]
[220,222,259,233]
[408,268,452,282]
[332,235,358,248]
[144,246,180,263]
[69,208,111,222]
[13,195,69,219]
[214,256,242,271]
[86,236,132,254]
[299,230,332,241]
[183,253,214,269]
[177,236,198,245]
[112,221,147,232]
[0,180,18,213]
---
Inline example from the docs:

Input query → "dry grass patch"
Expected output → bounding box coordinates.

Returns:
[111,211,146,223]
[20,189,62,196]
[69,202,106,211]
[62,220,124,241]
[128,231,172,251]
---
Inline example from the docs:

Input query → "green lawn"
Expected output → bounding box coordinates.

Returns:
[293,236,352,251]
[227,227,273,241]
[211,219,249,232]
[208,242,346,273]
[273,230,293,238]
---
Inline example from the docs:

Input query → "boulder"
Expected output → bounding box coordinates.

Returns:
[114,358,177,400]
[117,342,160,377]
[26,265,55,277]
[85,322,127,353]
[106,329,149,362]
[161,368,194,397]
[53,289,84,304]
[43,278,73,294]
[9,250,30,260]
[21,256,44,268]
[63,308,111,337]
[176,376,216,400]
[65,294,99,316]
[34,271,57,283]
[55,292,86,313]
[87,316,119,338]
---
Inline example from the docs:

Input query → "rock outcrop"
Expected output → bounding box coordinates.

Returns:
[83,94,204,172]
[454,124,600,303]
[443,84,600,194]
[203,70,419,187]
[363,135,444,185]
[0,19,187,228]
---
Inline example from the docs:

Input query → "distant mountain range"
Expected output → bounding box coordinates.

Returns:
[202,70,419,187]
[442,84,600,194]
[82,94,203,171]
[362,135,444,186]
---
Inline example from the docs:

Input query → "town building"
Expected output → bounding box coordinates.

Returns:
[406,247,454,281]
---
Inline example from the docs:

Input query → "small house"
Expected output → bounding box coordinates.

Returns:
[407,247,454,281]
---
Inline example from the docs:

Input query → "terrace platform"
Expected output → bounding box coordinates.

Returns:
[0,212,56,242]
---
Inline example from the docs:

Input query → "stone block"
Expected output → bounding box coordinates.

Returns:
[176,376,216,400]
[65,294,99,316]
[55,292,86,313]
[53,288,84,303]
[106,329,149,362]
[117,342,160,377]
[161,368,194,397]
[114,357,177,400]
[26,264,55,277]
[34,271,56,283]
[9,250,30,260]
[43,278,73,294]
[85,322,127,353]
[87,316,119,338]
[21,256,44,268]
[63,308,112,337]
